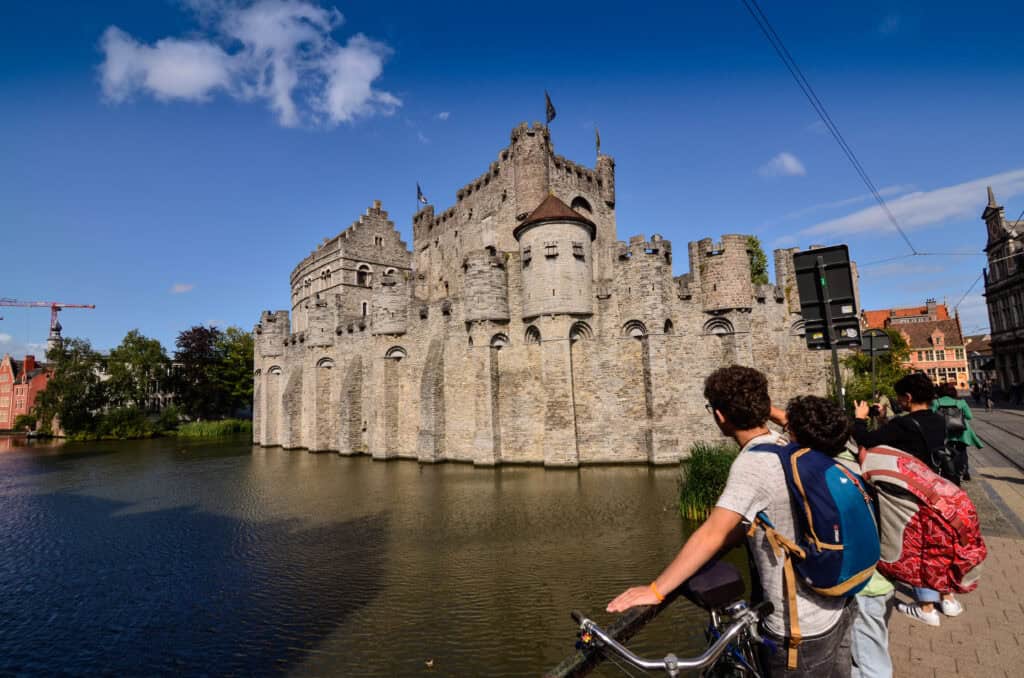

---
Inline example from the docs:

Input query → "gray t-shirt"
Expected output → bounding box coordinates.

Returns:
[715,432,844,637]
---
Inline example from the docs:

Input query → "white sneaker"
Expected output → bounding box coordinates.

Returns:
[941,598,964,617]
[897,602,941,626]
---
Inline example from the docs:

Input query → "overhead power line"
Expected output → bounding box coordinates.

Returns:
[739,0,918,254]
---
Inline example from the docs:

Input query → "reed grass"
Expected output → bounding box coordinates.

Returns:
[174,419,253,438]
[678,440,739,521]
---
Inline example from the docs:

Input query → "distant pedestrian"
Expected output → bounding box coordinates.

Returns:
[933,383,983,483]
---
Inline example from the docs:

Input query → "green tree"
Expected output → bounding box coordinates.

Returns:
[842,328,911,404]
[106,329,169,410]
[35,337,107,435]
[214,327,255,416]
[171,325,225,420]
[747,236,770,285]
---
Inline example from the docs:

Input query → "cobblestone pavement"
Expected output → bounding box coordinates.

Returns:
[889,408,1024,677]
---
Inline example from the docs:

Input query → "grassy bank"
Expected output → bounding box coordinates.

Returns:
[679,441,739,521]
[173,419,253,438]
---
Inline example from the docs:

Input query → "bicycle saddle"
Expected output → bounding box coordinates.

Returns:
[681,560,746,610]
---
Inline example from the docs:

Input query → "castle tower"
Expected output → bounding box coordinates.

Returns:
[305,296,336,347]
[372,272,409,335]
[462,249,510,322]
[514,195,596,319]
[692,235,755,312]
[511,122,551,220]
[773,247,801,314]
[983,185,1009,248]
[255,311,289,359]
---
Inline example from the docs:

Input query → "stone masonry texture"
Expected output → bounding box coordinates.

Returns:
[252,121,834,466]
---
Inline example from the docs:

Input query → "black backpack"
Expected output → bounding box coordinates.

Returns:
[908,415,958,481]
[938,404,967,437]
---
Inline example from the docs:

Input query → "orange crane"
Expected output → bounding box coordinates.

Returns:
[0,298,96,340]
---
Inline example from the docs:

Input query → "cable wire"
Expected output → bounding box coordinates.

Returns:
[739,0,919,255]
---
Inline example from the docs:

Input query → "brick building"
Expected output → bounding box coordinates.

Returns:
[964,333,996,388]
[0,354,52,430]
[862,300,969,389]
[252,120,835,466]
[981,187,1024,390]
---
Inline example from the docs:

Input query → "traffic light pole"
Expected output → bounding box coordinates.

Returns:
[817,255,845,410]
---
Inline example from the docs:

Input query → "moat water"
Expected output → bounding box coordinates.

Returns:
[0,435,748,677]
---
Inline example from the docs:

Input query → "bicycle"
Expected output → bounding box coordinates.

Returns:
[567,560,776,677]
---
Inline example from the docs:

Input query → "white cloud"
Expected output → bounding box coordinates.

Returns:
[759,152,806,178]
[171,283,195,294]
[99,0,400,127]
[0,333,12,344]
[794,168,1024,240]
[416,130,430,144]
[956,293,990,334]
[878,14,901,35]
[764,184,914,227]
[437,111,450,121]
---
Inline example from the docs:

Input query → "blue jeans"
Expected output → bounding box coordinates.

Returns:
[851,592,894,678]
[914,587,941,603]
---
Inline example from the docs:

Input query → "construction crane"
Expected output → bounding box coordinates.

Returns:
[0,298,96,349]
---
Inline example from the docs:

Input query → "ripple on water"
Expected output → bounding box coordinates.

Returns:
[0,438,735,676]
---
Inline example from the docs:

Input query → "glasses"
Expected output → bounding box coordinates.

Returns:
[705,403,715,415]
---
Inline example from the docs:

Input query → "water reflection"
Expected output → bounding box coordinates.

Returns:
[0,438,726,676]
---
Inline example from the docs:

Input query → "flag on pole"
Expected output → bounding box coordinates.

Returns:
[595,125,601,155]
[417,182,428,205]
[545,90,556,125]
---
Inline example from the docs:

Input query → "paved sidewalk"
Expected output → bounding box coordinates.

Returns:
[888,415,1024,677]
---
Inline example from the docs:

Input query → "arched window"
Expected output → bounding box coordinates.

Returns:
[622,320,647,338]
[384,267,397,276]
[361,301,369,317]
[316,358,335,369]
[570,196,593,213]
[569,321,593,342]
[790,319,806,337]
[663,319,674,335]
[356,263,372,287]
[704,317,735,336]
[490,333,510,349]
[385,346,407,360]
[525,325,542,345]
[268,366,283,375]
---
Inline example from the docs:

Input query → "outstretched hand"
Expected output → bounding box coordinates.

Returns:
[606,585,662,613]
[853,400,870,420]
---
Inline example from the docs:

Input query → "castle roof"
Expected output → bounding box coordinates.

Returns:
[513,195,596,241]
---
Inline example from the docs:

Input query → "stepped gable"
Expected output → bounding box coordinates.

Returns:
[513,194,596,239]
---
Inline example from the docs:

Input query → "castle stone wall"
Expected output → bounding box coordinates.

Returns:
[252,122,839,466]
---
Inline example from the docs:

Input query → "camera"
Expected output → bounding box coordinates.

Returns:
[868,405,881,417]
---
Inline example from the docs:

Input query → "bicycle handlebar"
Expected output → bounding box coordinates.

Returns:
[573,601,773,675]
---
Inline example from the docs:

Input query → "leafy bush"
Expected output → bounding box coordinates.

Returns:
[679,441,740,521]
[12,414,36,432]
[96,407,159,439]
[155,405,182,432]
[174,419,253,438]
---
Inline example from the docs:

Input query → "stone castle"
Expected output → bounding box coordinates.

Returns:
[252,121,830,466]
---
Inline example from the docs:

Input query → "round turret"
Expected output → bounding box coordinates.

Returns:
[255,310,289,358]
[463,249,510,322]
[694,235,755,312]
[372,272,408,335]
[511,122,552,220]
[514,195,595,319]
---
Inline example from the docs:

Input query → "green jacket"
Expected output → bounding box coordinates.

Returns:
[931,396,984,448]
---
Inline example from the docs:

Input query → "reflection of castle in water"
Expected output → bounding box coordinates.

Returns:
[252,121,831,466]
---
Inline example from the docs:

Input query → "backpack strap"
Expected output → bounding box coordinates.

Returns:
[749,512,805,669]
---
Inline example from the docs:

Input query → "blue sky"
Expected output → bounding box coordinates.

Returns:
[2,0,1023,357]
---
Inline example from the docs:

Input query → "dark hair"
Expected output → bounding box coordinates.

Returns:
[704,365,770,430]
[938,382,958,398]
[893,372,935,405]
[785,396,851,456]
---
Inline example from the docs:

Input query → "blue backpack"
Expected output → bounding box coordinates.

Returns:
[749,443,880,669]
